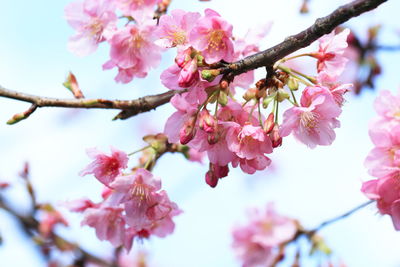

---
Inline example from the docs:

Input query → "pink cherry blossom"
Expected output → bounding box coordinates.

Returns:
[314,29,350,80]
[109,168,181,234]
[115,0,160,17]
[226,123,273,160]
[364,125,400,177]
[81,205,126,247]
[189,9,234,63]
[232,204,297,267]
[155,9,201,48]
[65,0,117,56]
[106,22,162,80]
[317,73,352,106]
[280,87,342,148]
[79,147,128,187]
[362,173,400,230]
[39,210,69,238]
[372,89,400,129]
[232,155,272,175]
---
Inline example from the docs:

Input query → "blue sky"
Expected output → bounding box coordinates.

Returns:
[0,0,400,266]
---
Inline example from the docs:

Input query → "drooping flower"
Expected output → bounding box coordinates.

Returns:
[189,9,234,63]
[79,147,128,187]
[81,205,126,247]
[65,0,117,56]
[232,204,297,267]
[280,87,341,148]
[362,173,400,230]
[313,29,350,80]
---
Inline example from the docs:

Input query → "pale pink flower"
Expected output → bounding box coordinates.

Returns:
[188,148,206,163]
[109,168,181,234]
[103,59,147,83]
[155,9,201,48]
[106,22,162,79]
[64,198,97,213]
[232,204,297,267]
[82,205,126,247]
[39,210,69,238]
[314,29,350,80]
[79,147,128,187]
[373,89,400,128]
[65,0,117,56]
[362,173,400,230]
[115,0,160,17]
[189,9,234,63]
[232,155,272,175]
[317,73,352,106]
[364,125,400,177]
[280,87,341,148]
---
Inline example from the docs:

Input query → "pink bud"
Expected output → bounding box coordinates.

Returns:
[269,124,282,148]
[263,113,275,134]
[175,48,192,68]
[199,109,217,133]
[180,116,197,145]
[178,58,199,88]
[205,163,229,188]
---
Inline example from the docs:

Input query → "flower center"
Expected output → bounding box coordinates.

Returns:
[300,111,319,130]
[207,30,225,51]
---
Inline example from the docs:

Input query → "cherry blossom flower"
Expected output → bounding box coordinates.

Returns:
[81,205,126,247]
[232,204,297,267]
[362,173,400,230]
[65,0,117,56]
[106,21,162,80]
[280,87,342,148]
[313,29,350,80]
[189,9,234,63]
[155,9,201,48]
[115,0,160,17]
[364,125,400,177]
[79,147,128,187]
[372,89,400,129]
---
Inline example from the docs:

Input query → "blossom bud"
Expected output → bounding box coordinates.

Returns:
[219,80,229,90]
[175,48,192,68]
[262,92,277,108]
[207,131,220,145]
[199,109,217,133]
[287,77,299,91]
[180,116,197,145]
[218,91,228,106]
[178,59,199,88]
[263,113,275,134]
[201,69,220,82]
[269,124,282,148]
[276,88,290,102]
[243,88,257,101]
[205,163,229,188]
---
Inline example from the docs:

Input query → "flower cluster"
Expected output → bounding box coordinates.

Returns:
[362,89,400,230]
[73,147,181,250]
[232,204,297,267]
[65,2,352,186]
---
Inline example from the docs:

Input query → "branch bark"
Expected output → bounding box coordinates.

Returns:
[219,0,388,76]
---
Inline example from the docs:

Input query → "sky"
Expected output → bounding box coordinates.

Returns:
[0,0,400,266]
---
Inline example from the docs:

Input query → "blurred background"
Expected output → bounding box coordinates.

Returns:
[0,0,399,266]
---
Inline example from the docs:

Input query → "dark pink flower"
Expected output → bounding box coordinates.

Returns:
[79,147,128,187]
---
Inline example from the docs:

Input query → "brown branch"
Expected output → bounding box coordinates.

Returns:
[0,196,111,266]
[0,84,185,122]
[219,0,388,77]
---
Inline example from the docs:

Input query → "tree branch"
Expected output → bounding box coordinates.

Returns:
[0,85,185,122]
[0,0,388,123]
[219,0,388,76]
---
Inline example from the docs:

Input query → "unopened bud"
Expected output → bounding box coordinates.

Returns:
[288,77,299,91]
[175,48,192,68]
[262,92,277,108]
[277,88,290,102]
[269,124,282,148]
[207,131,220,145]
[243,88,257,101]
[178,58,199,88]
[263,113,275,134]
[205,163,229,188]
[179,116,197,145]
[220,80,229,90]
[201,69,220,82]
[199,109,217,133]
[218,91,228,106]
